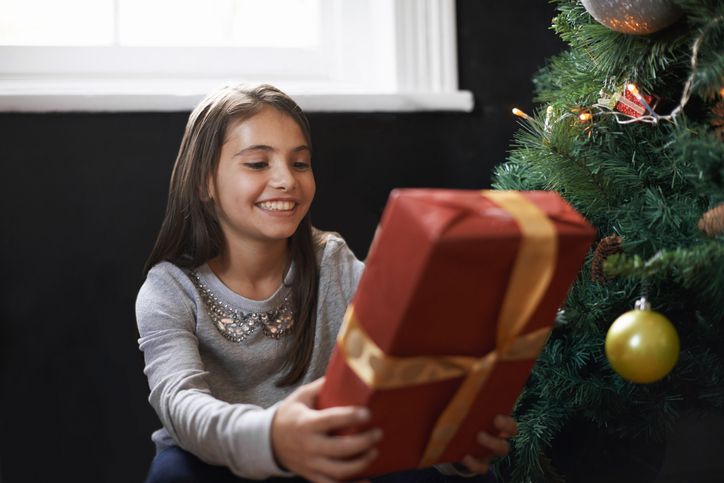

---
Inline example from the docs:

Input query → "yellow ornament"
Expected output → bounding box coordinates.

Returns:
[605,297,680,383]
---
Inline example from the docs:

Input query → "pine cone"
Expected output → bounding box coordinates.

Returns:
[591,234,623,283]
[698,203,724,237]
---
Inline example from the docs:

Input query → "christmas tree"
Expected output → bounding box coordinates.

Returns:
[492,0,724,481]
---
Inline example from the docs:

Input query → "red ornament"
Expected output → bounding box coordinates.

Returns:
[615,87,654,118]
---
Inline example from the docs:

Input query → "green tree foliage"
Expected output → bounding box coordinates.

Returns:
[492,1,724,481]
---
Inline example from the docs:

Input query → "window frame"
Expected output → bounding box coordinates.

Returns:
[0,0,473,112]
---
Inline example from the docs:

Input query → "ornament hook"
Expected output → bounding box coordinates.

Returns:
[634,296,651,311]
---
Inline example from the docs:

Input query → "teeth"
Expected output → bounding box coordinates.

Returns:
[258,201,295,211]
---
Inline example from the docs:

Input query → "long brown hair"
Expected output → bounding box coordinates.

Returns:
[145,84,321,387]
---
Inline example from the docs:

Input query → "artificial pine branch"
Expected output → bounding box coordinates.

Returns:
[603,240,724,300]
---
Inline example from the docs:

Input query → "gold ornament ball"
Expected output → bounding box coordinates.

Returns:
[605,308,679,383]
[581,0,683,35]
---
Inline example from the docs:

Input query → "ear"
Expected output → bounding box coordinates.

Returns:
[200,176,215,202]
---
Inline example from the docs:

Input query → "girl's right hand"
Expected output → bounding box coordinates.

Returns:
[271,377,382,483]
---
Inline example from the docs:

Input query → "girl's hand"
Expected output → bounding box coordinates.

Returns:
[460,414,517,475]
[271,377,382,483]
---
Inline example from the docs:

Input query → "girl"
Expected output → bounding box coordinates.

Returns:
[136,84,516,483]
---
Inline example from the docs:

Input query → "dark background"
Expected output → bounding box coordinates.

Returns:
[2,1,721,482]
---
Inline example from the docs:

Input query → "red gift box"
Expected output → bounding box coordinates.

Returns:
[317,189,595,478]
[615,87,654,117]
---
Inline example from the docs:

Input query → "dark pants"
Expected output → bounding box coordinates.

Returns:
[146,446,497,483]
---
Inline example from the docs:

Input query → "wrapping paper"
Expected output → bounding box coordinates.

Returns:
[317,189,595,477]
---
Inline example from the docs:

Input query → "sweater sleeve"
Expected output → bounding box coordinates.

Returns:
[135,264,291,479]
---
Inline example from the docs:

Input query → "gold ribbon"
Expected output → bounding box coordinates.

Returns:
[336,190,558,467]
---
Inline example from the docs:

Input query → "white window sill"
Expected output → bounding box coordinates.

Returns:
[0,82,474,113]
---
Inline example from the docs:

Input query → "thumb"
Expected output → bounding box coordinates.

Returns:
[294,377,326,405]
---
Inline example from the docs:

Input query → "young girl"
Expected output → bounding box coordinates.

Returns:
[136,84,516,483]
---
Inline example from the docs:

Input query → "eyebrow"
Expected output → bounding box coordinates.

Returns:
[234,144,311,157]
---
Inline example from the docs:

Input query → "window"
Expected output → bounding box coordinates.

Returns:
[0,0,472,112]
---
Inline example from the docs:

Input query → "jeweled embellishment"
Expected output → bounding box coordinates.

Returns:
[190,271,294,342]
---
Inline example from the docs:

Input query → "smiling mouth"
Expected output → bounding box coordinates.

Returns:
[256,200,297,212]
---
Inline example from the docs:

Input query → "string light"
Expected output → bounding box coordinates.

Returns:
[512,107,531,120]
[625,83,641,96]
[512,18,721,129]
[591,16,722,126]
[544,105,554,132]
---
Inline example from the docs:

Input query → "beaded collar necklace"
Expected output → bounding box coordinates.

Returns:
[189,271,295,342]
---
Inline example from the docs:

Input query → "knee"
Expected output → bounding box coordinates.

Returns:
[145,446,206,483]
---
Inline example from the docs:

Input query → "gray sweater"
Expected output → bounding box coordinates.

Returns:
[136,234,364,479]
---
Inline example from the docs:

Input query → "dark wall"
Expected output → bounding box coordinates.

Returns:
[0,2,564,482]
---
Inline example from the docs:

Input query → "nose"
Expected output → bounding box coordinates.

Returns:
[270,162,296,192]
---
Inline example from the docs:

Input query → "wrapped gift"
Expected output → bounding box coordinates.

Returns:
[317,189,595,478]
[597,85,655,118]
[615,86,654,118]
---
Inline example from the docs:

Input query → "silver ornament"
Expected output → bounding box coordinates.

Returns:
[580,0,683,35]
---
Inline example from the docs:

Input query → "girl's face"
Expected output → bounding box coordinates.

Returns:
[210,106,316,248]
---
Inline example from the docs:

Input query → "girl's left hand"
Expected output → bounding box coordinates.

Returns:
[460,414,517,474]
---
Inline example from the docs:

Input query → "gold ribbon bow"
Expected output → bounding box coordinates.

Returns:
[336,190,558,467]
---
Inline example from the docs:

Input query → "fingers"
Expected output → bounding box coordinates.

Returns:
[477,431,510,456]
[493,414,518,438]
[312,448,379,481]
[306,472,370,483]
[462,454,490,475]
[304,472,339,483]
[310,405,371,433]
[273,391,381,482]
[294,377,326,405]
[316,427,383,457]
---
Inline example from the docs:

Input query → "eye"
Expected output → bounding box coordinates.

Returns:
[293,161,311,171]
[243,161,268,170]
